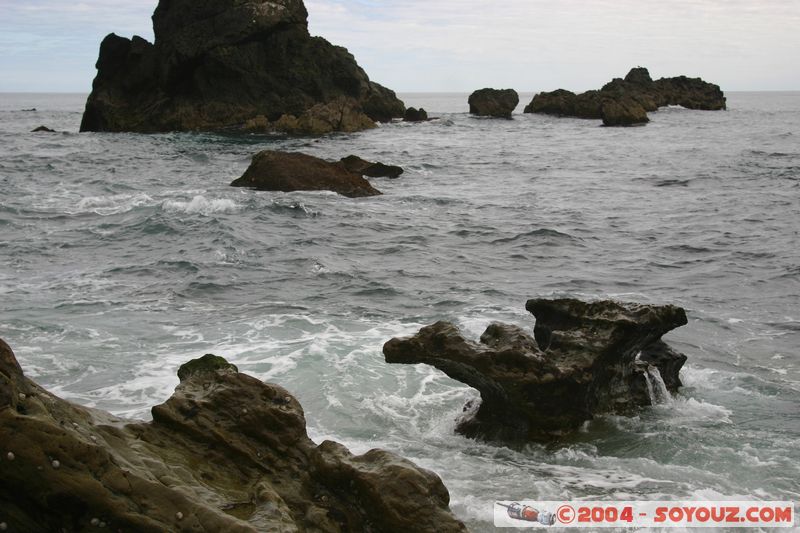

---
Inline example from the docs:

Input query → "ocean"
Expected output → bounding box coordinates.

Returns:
[1,91,798,531]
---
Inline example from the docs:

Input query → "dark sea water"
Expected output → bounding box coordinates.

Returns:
[1,92,799,531]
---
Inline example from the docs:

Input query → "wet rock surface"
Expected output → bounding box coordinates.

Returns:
[231,150,387,198]
[383,298,688,442]
[468,89,519,118]
[80,0,404,133]
[0,338,466,532]
[524,67,725,126]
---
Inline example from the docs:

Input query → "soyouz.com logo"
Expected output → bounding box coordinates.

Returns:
[494,501,795,528]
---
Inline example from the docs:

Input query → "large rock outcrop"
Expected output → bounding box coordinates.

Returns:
[230,150,403,197]
[524,67,726,126]
[80,0,405,134]
[383,298,689,443]
[0,339,467,532]
[468,89,519,118]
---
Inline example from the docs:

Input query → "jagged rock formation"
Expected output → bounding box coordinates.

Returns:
[0,339,467,532]
[524,67,726,126]
[384,298,689,442]
[231,150,403,197]
[80,0,405,134]
[242,97,379,136]
[468,89,519,118]
[403,107,429,122]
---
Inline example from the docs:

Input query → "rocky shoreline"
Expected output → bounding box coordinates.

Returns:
[0,340,466,532]
[2,291,692,530]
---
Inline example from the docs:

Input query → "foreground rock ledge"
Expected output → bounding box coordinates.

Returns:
[231,150,404,197]
[0,340,466,532]
[524,67,726,126]
[80,0,404,133]
[383,298,688,443]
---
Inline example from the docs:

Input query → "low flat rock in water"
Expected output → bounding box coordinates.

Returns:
[231,150,387,198]
[339,155,404,179]
[384,298,689,443]
[0,339,467,532]
[524,67,726,126]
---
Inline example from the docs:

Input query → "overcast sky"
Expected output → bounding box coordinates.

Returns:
[1,0,798,93]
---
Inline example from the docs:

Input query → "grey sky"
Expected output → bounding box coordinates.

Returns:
[1,0,798,92]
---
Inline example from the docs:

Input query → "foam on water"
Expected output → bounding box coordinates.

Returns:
[161,195,241,215]
[75,193,155,215]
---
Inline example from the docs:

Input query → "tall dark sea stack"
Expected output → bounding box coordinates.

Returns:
[80,0,405,133]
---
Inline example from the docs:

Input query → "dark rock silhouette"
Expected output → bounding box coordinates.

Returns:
[0,338,466,532]
[384,298,689,443]
[403,107,429,122]
[339,155,404,179]
[524,67,725,126]
[80,0,404,134]
[231,150,391,197]
[31,125,55,132]
[468,89,519,118]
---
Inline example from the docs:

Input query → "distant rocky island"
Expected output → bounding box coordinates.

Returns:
[80,0,405,134]
[468,88,520,118]
[524,67,726,126]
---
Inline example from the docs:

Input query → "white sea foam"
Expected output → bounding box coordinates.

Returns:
[654,396,733,424]
[161,195,241,215]
[75,193,154,215]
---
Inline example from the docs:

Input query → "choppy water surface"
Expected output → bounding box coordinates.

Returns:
[1,92,799,531]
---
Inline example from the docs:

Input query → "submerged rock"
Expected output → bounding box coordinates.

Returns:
[80,0,404,133]
[0,338,466,532]
[524,67,725,126]
[468,89,519,118]
[339,155,404,179]
[31,125,55,133]
[231,150,385,198]
[383,298,688,442]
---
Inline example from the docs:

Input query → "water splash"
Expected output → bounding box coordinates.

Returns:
[645,365,672,405]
